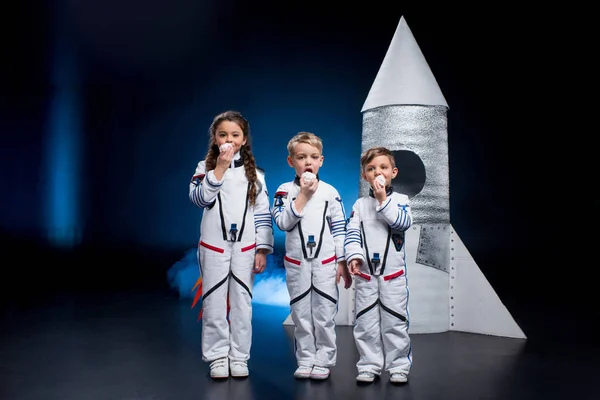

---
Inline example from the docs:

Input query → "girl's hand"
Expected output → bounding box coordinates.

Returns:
[253,249,268,274]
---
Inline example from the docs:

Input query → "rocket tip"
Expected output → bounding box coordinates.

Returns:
[361,15,448,112]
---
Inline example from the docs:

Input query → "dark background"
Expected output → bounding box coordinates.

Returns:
[1,1,595,341]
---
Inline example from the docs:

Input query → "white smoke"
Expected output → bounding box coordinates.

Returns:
[167,248,289,308]
[252,272,290,306]
[167,248,199,297]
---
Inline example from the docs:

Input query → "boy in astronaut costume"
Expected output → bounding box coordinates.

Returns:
[345,146,413,384]
[271,132,352,380]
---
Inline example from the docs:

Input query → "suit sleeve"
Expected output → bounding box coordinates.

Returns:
[329,187,347,261]
[254,172,274,254]
[271,183,302,231]
[188,161,224,209]
[376,193,412,231]
[344,200,365,264]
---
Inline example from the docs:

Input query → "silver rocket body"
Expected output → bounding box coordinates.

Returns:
[361,105,450,274]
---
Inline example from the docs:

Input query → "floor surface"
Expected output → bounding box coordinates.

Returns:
[1,286,597,400]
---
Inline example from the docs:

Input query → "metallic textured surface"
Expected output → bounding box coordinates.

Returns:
[361,105,450,272]
[361,105,449,225]
[416,224,450,272]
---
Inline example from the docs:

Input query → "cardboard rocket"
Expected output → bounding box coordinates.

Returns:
[351,16,525,339]
[284,16,525,339]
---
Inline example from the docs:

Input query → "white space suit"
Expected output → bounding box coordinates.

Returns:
[271,176,346,368]
[189,153,274,363]
[344,187,412,376]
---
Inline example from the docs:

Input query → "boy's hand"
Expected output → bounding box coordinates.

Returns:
[336,261,352,289]
[372,176,387,205]
[299,175,319,200]
[294,176,319,212]
[348,259,362,275]
[253,249,268,274]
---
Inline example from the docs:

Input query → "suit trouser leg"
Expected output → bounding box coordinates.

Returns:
[380,276,411,374]
[228,249,255,361]
[199,246,231,362]
[285,257,315,367]
[354,276,384,374]
[312,257,338,367]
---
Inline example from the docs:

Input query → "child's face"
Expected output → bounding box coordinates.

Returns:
[213,121,247,154]
[362,155,398,189]
[288,142,324,178]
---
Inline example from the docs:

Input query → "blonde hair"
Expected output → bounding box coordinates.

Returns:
[360,147,396,171]
[287,132,323,156]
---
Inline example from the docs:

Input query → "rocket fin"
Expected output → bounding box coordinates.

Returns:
[450,227,526,339]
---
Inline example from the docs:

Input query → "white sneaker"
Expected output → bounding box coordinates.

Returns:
[309,366,330,380]
[230,360,249,377]
[390,372,408,383]
[293,365,312,379]
[209,358,229,379]
[356,371,376,383]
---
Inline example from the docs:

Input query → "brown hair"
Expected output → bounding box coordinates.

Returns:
[360,146,396,171]
[287,132,323,156]
[204,110,259,205]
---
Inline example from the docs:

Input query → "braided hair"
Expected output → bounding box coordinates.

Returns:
[204,111,259,205]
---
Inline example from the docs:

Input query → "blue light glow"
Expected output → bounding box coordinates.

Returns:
[45,28,81,247]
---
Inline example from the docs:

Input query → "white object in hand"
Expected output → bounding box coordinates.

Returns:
[302,171,316,183]
[375,175,386,186]
[219,143,233,152]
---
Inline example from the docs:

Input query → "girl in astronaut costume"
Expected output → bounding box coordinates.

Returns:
[345,146,413,384]
[189,111,274,379]
[271,132,352,380]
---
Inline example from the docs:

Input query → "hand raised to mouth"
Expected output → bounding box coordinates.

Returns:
[302,171,316,183]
